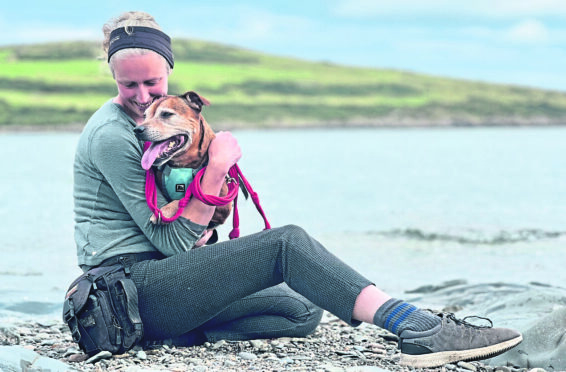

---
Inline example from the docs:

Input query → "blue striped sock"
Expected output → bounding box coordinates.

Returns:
[373,298,440,335]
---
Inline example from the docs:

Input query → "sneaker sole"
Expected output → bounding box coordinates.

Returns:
[399,334,523,368]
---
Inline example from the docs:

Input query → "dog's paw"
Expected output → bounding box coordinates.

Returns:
[150,200,181,224]
[194,229,214,248]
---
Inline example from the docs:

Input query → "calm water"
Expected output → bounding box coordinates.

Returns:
[1,127,565,322]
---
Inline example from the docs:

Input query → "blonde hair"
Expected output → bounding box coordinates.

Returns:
[102,11,171,76]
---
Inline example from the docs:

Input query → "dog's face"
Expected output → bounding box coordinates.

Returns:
[135,91,215,170]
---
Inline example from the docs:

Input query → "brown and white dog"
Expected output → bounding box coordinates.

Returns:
[133,91,232,239]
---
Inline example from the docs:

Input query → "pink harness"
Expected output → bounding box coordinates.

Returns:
[143,142,271,239]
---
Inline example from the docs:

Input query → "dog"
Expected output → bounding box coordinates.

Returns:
[133,91,232,241]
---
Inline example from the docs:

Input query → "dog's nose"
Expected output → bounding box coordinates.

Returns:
[133,126,145,135]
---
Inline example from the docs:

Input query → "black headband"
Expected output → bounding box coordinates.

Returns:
[108,26,174,68]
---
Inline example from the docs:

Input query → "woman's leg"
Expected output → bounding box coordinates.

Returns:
[189,284,322,343]
[130,224,372,339]
[130,224,522,368]
[352,285,392,323]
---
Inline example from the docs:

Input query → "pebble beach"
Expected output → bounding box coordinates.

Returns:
[0,312,546,372]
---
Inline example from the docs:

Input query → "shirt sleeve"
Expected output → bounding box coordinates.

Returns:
[89,121,207,256]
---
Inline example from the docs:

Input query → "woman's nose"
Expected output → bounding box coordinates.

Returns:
[137,86,151,104]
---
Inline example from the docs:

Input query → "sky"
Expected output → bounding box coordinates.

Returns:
[2,0,566,92]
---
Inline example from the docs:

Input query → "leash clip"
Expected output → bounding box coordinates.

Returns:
[225,175,236,184]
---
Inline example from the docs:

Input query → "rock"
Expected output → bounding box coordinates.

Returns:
[336,350,356,356]
[322,365,346,372]
[346,367,391,372]
[272,341,285,349]
[495,367,512,372]
[292,355,311,360]
[249,339,266,348]
[186,357,201,365]
[458,361,478,371]
[63,348,81,357]
[136,350,147,360]
[168,364,188,372]
[36,320,59,327]
[528,369,547,372]
[238,351,258,360]
[67,353,89,362]
[86,350,112,364]
[123,367,169,372]
[0,327,21,345]
[0,345,76,371]
[211,340,227,349]
[279,357,294,365]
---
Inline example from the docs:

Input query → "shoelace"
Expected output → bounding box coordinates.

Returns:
[444,312,494,329]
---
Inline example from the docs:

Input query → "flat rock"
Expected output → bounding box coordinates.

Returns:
[458,361,478,371]
[0,345,76,371]
[85,350,112,364]
[346,367,391,372]
[238,351,258,360]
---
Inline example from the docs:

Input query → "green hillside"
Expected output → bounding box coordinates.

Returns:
[1,40,566,129]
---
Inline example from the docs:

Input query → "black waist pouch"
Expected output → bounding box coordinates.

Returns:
[62,264,143,356]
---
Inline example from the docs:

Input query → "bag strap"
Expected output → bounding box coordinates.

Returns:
[62,298,82,342]
[118,278,144,337]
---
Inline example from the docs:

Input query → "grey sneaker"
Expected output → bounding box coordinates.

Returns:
[398,312,522,368]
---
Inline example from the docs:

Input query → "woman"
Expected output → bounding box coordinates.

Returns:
[73,11,522,368]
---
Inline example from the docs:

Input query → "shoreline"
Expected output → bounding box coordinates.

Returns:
[1,119,566,134]
[0,312,534,372]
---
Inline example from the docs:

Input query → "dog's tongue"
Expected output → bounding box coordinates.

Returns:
[141,141,170,170]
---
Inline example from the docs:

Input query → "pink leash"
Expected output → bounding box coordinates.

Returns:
[143,142,271,239]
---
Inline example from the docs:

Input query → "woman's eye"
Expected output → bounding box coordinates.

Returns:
[160,111,174,119]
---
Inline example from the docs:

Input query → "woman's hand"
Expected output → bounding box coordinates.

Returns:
[207,131,242,174]
[177,131,240,226]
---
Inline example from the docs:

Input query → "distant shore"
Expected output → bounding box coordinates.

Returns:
[1,115,565,134]
[3,39,566,132]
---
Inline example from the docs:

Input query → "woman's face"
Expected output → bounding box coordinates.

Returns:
[112,52,169,123]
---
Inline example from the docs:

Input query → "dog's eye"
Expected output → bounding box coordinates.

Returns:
[160,111,174,119]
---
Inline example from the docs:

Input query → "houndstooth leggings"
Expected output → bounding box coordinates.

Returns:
[129,224,373,342]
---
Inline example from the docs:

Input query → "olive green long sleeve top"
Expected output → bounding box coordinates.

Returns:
[74,100,206,269]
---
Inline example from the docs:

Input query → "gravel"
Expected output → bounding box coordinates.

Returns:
[0,312,543,372]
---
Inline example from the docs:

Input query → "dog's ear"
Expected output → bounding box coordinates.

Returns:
[180,91,210,113]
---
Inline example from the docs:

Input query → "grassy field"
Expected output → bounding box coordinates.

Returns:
[1,40,566,128]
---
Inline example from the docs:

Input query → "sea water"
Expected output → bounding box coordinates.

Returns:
[1,126,565,322]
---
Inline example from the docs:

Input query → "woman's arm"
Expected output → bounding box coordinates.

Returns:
[89,124,239,255]
[178,131,241,224]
